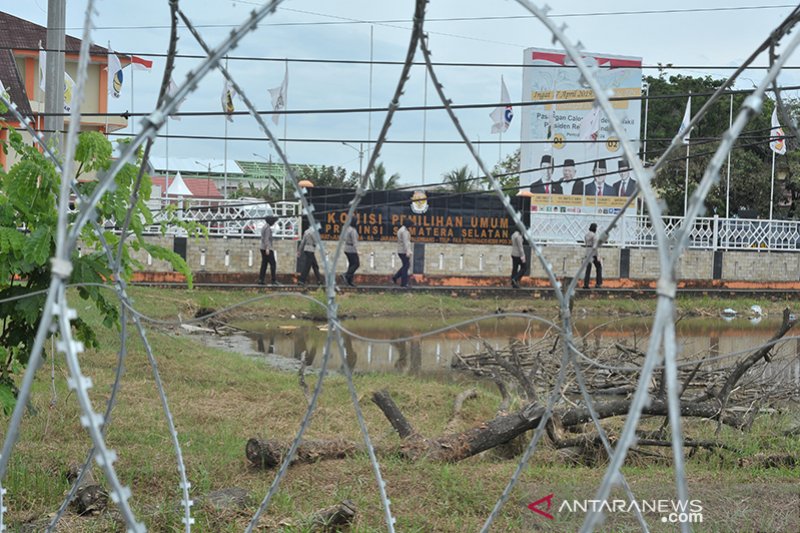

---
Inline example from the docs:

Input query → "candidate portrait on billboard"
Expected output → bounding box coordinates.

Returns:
[519,48,643,197]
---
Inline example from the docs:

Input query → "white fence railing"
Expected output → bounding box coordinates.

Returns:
[529,214,800,251]
[144,198,302,239]
[129,199,800,251]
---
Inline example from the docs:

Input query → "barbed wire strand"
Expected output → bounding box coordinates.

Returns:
[1,1,798,531]
[569,346,650,530]
[0,1,148,529]
[182,0,395,528]
[582,11,800,533]
[415,9,594,531]
[3,1,286,530]
[0,75,151,532]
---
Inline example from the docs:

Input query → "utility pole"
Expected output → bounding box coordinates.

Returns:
[342,142,364,179]
[44,0,66,151]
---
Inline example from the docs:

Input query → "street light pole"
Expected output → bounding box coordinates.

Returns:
[342,142,364,179]
[253,152,279,197]
[195,161,222,198]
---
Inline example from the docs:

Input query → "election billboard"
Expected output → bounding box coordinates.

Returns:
[518,48,643,243]
[519,48,643,197]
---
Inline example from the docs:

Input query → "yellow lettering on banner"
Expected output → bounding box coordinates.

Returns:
[530,193,554,205]
[556,195,584,207]
[557,89,595,100]
[552,89,595,111]
[593,196,629,208]
[611,87,641,109]
[327,212,336,224]
[531,90,555,109]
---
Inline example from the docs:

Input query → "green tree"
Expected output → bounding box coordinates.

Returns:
[231,181,279,202]
[442,165,480,193]
[483,149,520,193]
[296,164,358,188]
[369,162,400,190]
[644,73,775,216]
[0,126,193,412]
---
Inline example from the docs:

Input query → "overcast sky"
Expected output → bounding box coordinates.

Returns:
[5,1,799,187]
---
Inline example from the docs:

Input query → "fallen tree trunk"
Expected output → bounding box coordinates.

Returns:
[246,438,359,469]
[371,389,416,438]
[247,394,746,468]
[559,399,744,428]
[397,403,546,462]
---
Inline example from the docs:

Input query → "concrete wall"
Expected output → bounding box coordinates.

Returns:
[131,234,800,284]
[721,250,800,281]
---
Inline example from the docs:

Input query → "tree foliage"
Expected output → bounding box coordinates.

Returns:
[644,73,790,217]
[442,165,480,193]
[296,164,359,188]
[0,122,193,412]
[484,149,520,193]
[369,162,401,190]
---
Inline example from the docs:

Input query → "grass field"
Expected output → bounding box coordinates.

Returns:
[2,288,799,531]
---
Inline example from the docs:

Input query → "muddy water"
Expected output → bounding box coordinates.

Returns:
[243,313,800,386]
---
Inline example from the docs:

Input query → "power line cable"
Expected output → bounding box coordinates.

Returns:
[21,83,800,120]
[136,136,784,223]
[9,44,795,71]
[39,4,795,31]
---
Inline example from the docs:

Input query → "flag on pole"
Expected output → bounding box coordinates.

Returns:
[579,103,601,141]
[490,75,513,134]
[268,63,288,125]
[107,47,123,98]
[678,97,691,144]
[222,80,236,122]
[38,42,47,91]
[770,107,787,155]
[64,71,75,112]
[167,77,183,121]
[130,55,153,71]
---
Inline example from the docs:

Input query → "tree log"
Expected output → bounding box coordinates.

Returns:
[247,394,746,469]
[559,399,744,428]
[371,389,416,438]
[399,403,546,462]
[246,438,359,469]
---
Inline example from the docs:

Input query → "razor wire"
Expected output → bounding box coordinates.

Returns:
[0,1,798,532]
[1,2,289,531]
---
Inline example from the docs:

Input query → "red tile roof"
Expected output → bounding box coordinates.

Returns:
[0,49,33,120]
[151,176,224,199]
[0,11,116,122]
[0,11,109,56]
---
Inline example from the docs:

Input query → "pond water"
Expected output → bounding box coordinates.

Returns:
[244,313,800,387]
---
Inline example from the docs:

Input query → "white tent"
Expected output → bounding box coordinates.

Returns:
[166,171,192,196]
